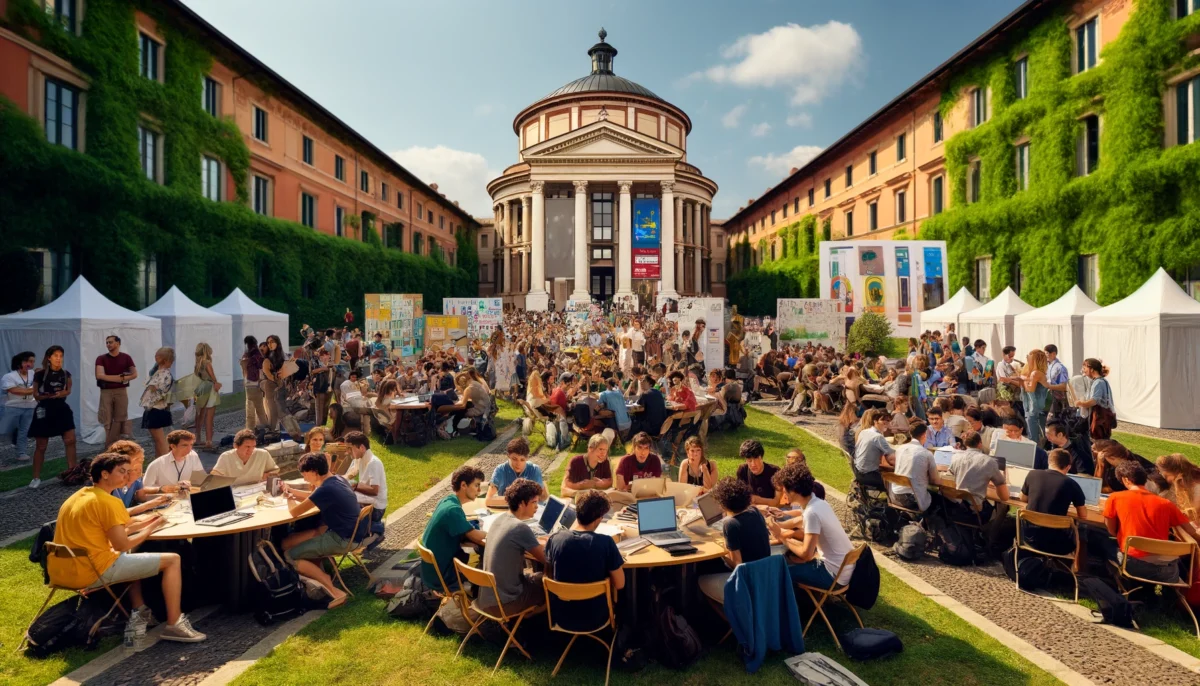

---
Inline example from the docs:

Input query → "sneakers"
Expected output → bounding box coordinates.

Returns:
[16,454,30,461]
[160,614,206,643]
[134,605,159,628]
[28,478,40,489]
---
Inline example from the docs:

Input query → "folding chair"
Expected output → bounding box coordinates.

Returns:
[794,543,868,652]
[517,400,547,437]
[880,472,925,524]
[416,543,470,635]
[1109,536,1199,638]
[938,485,984,531]
[667,411,699,464]
[1015,510,1079,601]
[19,543,132,652]
[543,577,617,686]
[453,558,544,674]
[698,572,734,645]
[326,504,375,596]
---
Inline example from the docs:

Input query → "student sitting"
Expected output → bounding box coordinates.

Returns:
[545,490,625,631]
[596,377,632,439]
[924,408,954,449]
[142,430,203,490]
[698,477,772,601]
[768,463,857,588]
[49,452,205,642]
[947,431,1009,522]
[989,416,1048,469]
[1045,421,1094,475]
[562,434,614,498]
[1103,462,1200,583]
[944,396,969,438]
[632,377,669,436]
[280,453,365,608]
[853,409,895,492]
[107,440,171,514]
[421,465,487,591]
[212,429,280,485]
[890,422,939,513]
[342,431,388,539]
[486,437,548,507]
[736,439,781,507]
[479,479,547,614]
[614,432,663,491]
[1021,448,1087,555]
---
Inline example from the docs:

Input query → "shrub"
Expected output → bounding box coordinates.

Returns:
[846,312,894,357]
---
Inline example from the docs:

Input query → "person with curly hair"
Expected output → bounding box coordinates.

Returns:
[480,478,547,615]
[697,477,772,603]
[767,462,857,588]
[545,490,625,631]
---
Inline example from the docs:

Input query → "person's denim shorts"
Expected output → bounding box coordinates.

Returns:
[87,552,163,589]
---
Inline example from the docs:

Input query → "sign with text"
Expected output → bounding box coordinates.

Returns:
[776,298,845,348]
[364,293,423,362]
[632,198,661,279]
[442,297,503,341]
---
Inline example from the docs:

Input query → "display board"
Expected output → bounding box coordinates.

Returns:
[818,240,947,338]
[676,297,725,374]
[442,297,504,341]
[776,299,844,348]
[364,294,423,361]
[545,198,575,280]
[424,314,469,356]
[632,198,661,279]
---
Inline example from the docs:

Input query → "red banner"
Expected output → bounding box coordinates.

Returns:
[632,248,660,279]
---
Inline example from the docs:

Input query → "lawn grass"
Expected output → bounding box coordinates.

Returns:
[1112,431,1200,466]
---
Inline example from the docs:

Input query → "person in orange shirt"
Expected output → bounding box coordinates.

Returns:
[1103,461,1200,584]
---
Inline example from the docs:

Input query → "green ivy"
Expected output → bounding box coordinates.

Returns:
[726,215,822,314]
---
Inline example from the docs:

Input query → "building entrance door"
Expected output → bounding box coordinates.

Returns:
[590,267,614,302]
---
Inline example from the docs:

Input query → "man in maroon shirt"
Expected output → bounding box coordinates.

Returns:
[614,432,663,491]
[95,335,137,448]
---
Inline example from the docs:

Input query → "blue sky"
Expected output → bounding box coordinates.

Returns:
[182,0,1024,219]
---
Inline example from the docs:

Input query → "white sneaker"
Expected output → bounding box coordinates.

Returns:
[28,478,40,489]
[160,614,206,643]
[134,605,159,628]
[16,454,31,461]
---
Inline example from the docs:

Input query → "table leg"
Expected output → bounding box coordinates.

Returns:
[628,568,640,627]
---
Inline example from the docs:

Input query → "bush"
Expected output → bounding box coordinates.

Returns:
[846,312,894,357]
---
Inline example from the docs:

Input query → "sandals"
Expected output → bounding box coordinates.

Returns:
[327,594,348,609]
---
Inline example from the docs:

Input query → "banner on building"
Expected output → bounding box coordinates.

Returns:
[364,294,423,362]
[859,245,885,276]
[776,299,845,348]
[442,297,503,341]
[829,247,854,312]
[895,247,912,324]
[632,198,661,279]
[922,246,946,310]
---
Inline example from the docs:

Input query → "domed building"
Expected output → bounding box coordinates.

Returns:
[486,30,719,311]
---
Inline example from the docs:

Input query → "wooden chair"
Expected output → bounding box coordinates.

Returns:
[668,411,700,464]
[698,573,735,645]
[326,504,375,596]
[453,558,544,674]
[1109,536,1199,638]
[1015,510,1079,601]
[19,543,132,652]
[517,399,547,437]
[696,402,717,442]
[938,485,984,530]
[794,543,868,652]
[416,543,470,635]
[880,472,925,523]
[542,578,617,686]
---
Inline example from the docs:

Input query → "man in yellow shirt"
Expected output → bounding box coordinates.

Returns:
[49,453,206,643]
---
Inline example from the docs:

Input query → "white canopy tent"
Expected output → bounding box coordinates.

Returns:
[208,289,289,384]
[1083,268,1200,430]
[959,288,1034,357]
[139,286,234,394]
[1013,286,1099,375]
[0,277,162,444]
[918,287,981,335]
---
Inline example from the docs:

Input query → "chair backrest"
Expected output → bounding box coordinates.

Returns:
[416,543,451,595]
[824,543,867,591]
[1017,509,1073,530]
[543,577,614,633]
[350,504,374,543]
[656,416,675,437]
[880,472,912,490]
[454,558,510,618]
[1121,536,1196,587]
[45,542,86,559]
[938,485,981,513]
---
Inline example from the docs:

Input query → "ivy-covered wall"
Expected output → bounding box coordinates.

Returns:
[0,0,476,324]
[725,215,822,314]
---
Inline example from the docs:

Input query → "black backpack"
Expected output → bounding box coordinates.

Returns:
[385,562,440,620]
[652,589,701,669]
[839,628,903,661]
[247,540,306,626]
[938,524,975,566]
[24,593,126,657]
[612,624,650,672]
[1001,546,1052,591]
[571,402,593,429]
[1080,577,1137,628]
[893,523,927,561]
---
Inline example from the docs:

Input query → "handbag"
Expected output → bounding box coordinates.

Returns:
[1090,405,1116,438]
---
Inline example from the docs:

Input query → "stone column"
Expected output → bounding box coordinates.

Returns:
[676,246,684,295]
[570,180,590,303]
[693,202,703,295]
[615,180,634,302]
[521,196,531,249]
[658,180,678,304]
[526,183,548,310]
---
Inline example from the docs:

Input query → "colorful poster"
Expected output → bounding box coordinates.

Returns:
[864,276,886,314]
[895,246,912,324]
[442,297,503,341]
[923,246,946,310]
[776,299,845,348]
[632,198,661,279]
[424,314,469,356]
[364,293,423,362]
[859,245,885,276]
[676,298,725,374]
[829,247,854,313]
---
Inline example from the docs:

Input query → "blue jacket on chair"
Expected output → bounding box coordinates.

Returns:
[723,555,805,673]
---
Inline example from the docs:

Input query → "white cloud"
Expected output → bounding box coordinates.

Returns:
[390,145,498,216]
[750,122,772,137]
[721,104,748,129]
[473,103,498,117]
[695,22,863,106]
[786,112,813,128]
[748,144,824,176]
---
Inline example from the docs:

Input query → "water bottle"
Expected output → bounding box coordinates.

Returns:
[123,623,136,648]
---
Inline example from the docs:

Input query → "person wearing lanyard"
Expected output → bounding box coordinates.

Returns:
[0,351,37,461]
[142,430,204,490]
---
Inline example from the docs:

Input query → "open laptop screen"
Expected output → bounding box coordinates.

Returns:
[637,497,677,535]
[995,439,1037,469]
[1068,474,1103,507]
[695,492,723,526]
[538,496,567,533]
[191,486,236,520]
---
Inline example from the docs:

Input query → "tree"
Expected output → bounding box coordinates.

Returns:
[846,312,894,357]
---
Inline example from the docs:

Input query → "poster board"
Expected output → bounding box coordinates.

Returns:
[364,293,423,362]
[442,297,504,341]
[676,297,725,374]
[818,240,948,338]
[776,299,845,348]
[424,314,469,356]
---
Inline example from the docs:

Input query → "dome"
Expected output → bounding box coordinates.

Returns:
[534,28,664,105]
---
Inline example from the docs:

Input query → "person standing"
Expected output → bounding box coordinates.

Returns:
[1076,358,1115,440]
[261,335,287,431]
[0,351,37,461]
[1021,349,1051,447]
[138,347,175,460]
[344,307,354,325]
[310,348,334,427]
[241,336,267,431]
[1044,344,1070,418]
[95,335,137,448]
[191,343,221,451]
[29,345,77,489]
[630,319,646,367]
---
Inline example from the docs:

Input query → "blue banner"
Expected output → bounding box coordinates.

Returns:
[923,247,943,281]
[633,199,661,248]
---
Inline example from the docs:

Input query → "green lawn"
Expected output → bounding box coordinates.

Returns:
[1112,431,1200,466]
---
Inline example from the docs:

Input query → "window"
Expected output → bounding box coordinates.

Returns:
[138,33,160,81]
[439,215,445,230]
[136,255,158,308]
[1075,17,1098,74]
[301,193,317,228]
[203,77,219,117]
[302,136,313,165]
[1012,261,1025,296]
[138,125,159,182]
[1171,263,1200,301]
[360,170,369,193]
[30,247,73,305]
[591,247,613,259]
[252,175,270,215]
[480,264,489,282]
[845,165,853,187]
[869,151,877,175]
[385,223,404,249]
[1176,76,1200,146]
[808,188,815,206]
[897,133,907,161]
[48,0,75,32]
[868,202,878,232]
[782,203,788,219]
[824,178,831,199]
[381,182,389,202]
[1079,115,1100,175]
[413,232,424,255]
[794,198,799,214]
[1016,143,1030,191]
[592,192,613,240]
[896,189,907,224]
[1015,58,1028,99]
[968,159,981,203]
[933,110,943,143]
[201,156,221,201]
[716,263,724,282]
[971,88,988,127]
[975,256,993,303]
[1078,254,1100,299]
[845,210,854,237]
[932,176,945,214]
[44,79,78,150]
[1179,0,1200,18]
[480,233,489,249]
[334,155,345,181]
[397,191,404,209]
[771,210,776,224]
[335,206,344,237]
[253,106,268,142]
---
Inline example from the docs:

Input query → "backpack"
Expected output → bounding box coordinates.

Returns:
[1080,576,1136,628]
[571,402,593,429]
[653,588,701,669]
[247,540,306,626]
[386,565,440,620]
[612,624,650,672]
[29,521,56,584]
[24,593,126,657]
[839,628,904,661]
[58,459,92,487]
[845,546,881,610]
[938,524,975,566]
[893,523,927,561]
[474,417,496,442]
[848,486,894,545]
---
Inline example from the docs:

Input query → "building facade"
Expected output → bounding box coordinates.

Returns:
[476,217,498,296]
[724,0,1200,307]
[486,30,719,311]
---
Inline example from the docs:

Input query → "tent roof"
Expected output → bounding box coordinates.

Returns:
[209,288,287,317]
[0,277,159,324]
[960,287,1034,321]
[139,286,232,320]
[1014,285,1099,322]
[1087,268,1200,322]
[921,287,982,322]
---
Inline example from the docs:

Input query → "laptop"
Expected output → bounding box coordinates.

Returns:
[191,486,254,527]
[1069,473,1103,507]
[681,491,725,528]
[630,477,665,500]
[190,470,237,492]
[934,447,955,469]
[1006,465,1031,494]
[994,439,1037,469]
[527,495,569,536]
[637,496,690,546]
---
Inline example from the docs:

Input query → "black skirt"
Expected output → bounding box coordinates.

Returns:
[29,401,75,438]
[141,407,173,430]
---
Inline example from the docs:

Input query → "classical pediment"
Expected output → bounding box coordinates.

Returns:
[522,120,683,164]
